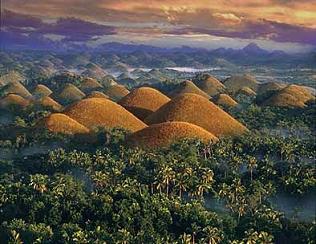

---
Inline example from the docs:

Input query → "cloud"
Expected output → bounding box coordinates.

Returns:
[3,9,116,45]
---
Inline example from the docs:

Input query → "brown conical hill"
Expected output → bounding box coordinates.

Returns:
[224,74,258,93]
[257,82,286,95]
[118,87,171,120]
[0,94,30,109]
[33,84,53,98]
[169,80,210,99]
[41,113,90,135]
[0,71,24,87]
[79,77,103,92]
[82,63,108,80]
[262,84,315,108]
[145,93,248,137]
[58,83,86,104]
[104,84,130,101]
[36,97,63,112]
[237,87,257,97]
[64,98,147,132]
[282,85,315,102]
[126,121,218,149]
[213,94,238,108]
[193,74,226,96]
[1,81,32,98]
[87,91,109,99]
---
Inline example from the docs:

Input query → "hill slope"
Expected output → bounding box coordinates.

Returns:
[41,113,90,135]
[127,121,218,149]
[119,87,170,120]
[193,74,226,96]
[145,93,248,137]
[169,80,210,99]
[64,98,147,132]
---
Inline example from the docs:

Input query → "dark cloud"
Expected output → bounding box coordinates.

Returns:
[165,19,316,46]
[2,9,116,45]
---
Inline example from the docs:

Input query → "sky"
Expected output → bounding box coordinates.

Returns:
[1,0,316,52]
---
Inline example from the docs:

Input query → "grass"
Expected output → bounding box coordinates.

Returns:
[64,98,147,132]
[168,80,210,99]
[118,87,171,120]
[145,93,248,137]
[41,113,90,135]
[126,121,218,149]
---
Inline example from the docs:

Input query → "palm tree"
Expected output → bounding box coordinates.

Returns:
[175,174,187,198]
[247,156,257,182]
[92,171,110,189]
[30,174,48,193]
[201,169,214,184]
[202,226,223,244]
[161,165,175,196]
[179,233,192,244]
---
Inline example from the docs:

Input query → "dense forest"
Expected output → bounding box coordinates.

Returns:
[0,100,315,243]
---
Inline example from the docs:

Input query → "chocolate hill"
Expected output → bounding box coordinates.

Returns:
[257,82,286,95]
[237,87,257,97]
[41,113,90,135]
[87,91,109,99]
[79,77,103,93]
[145,93,248,137]
[1,81,32,98]
[193,74,226,96]
[262,84,315,108]
[36,97,63,112]
[64,98,147,132]
[213,94,238,108]
[0,71,24,87]
[104,84,130,101]
[224,74,258,93]
[0,94,30,110]
[118,87,170,120]
[33,84,53,98]
[57,83,86,104]
[169,80,210,99]
[126,121,218,149]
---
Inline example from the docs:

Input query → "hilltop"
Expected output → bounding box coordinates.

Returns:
[193,74,226,96]
[169,80,210,99]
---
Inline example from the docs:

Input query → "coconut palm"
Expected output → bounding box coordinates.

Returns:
[29,174,48,193]
[202,226,223,244]
[247,156,257,182]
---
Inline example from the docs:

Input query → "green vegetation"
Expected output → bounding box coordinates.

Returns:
[0,104,315,243]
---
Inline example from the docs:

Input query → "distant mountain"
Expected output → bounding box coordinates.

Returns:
[242,43,269,55]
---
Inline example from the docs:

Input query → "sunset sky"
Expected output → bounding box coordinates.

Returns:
[2,0,316,52]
